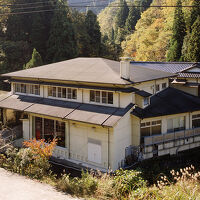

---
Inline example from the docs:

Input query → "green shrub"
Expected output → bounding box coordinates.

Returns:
[4,147,50,179]
[57,171,98,196]
[113,169,146,197]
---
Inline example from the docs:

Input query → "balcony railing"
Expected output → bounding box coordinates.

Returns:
[144,127,200,146]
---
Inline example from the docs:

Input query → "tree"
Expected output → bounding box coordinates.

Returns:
[5,0,33,41]
[189,0,200,31]
[24,49,43,69]
[115,0,129,29]
[125,3,140,33]
[84,10,101,56]
[139,0,153,13]
[46,0,78,63]
[167,0,186,61]
[186,16,200,62]
[30,14,47,61]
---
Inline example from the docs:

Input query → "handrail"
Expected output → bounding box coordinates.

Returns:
[144,127,200,146]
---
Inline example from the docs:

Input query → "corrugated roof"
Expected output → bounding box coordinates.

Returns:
[131,61,194,73]
[0,94,134,127]
[131,87,200,119]
[131,61,200,79]
[2,58,175,85]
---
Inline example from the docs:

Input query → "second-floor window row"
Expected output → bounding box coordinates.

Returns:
[90,90,113,104]
[48,86,77,100]
[14,83,40,96]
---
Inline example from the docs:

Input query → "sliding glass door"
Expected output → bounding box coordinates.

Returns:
[34,116,65,147]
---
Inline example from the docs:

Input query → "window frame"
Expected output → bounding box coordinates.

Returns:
[167,116,185,133]
[47,86,77,100]
[143,97,150,107]
[141,120,162,141]
[14,83,40,96]
[89,90,113,105]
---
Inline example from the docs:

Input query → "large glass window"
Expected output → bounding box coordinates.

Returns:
[90,90,113,104]
[48,86,77,100]
[192,114,200,128]
[141,120,161,142]
[143,97,150,107]
[34,117,65,147]
[167,116,185,133]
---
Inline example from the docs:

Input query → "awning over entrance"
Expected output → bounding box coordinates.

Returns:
[0,95,134,127]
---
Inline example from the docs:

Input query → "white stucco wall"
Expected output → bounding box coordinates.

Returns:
[112,110,132,169]
[69,121,113,169]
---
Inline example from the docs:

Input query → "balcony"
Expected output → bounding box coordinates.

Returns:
[144,127,200,146]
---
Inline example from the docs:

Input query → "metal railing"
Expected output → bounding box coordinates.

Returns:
[144,127,200,146]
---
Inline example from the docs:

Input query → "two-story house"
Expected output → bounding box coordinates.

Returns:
[1,57,200,171]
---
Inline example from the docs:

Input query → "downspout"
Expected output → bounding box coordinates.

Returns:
[107,128,110,169]
[43,85,45,98]
[82,89,84,103]
[68,121,71,159]
[118,92,121,108]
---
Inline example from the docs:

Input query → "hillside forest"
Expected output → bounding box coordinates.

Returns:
[0,0,200,81]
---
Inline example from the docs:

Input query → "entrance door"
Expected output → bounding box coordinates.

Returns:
[88,141,102,164]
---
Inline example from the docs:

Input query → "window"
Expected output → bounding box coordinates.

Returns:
[192,114,200,128]
[156,84,160,92]
[48,86,77,100]
[52,87,57,97]
[141,120,161,142]
[62,88,66,98]
[167,117,185,133]
[56,121,65,147]
[14,83,40,96]
[34,117,65,147]
[162,83,167,89]
[90,90,113,104]
[143,97,149,107]
[58,87,62,98]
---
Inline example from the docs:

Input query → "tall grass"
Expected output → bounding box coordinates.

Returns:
[1,139,200,200]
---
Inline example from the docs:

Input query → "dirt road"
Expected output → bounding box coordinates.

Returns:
[0,168,80,200]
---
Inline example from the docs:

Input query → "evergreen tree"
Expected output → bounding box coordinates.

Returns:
[5,0,33,41]
[190,0,200,31]
[24,48,43,69]
[125,3,140,33]
[167,0,186,61]
[46,0,78,63]
[115,0,129,29]
[30,14,47,61]
[84,10,101,56]
[139,0,153,13]
[186,16,200,62]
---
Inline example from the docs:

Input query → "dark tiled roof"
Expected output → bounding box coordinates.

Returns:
[178,73,200,78]
[0,94,134,127]
[2,58,175,85]
[131,87,200,119]
[135,90,152,97]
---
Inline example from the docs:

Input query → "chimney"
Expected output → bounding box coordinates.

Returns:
[120,57,131,80]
